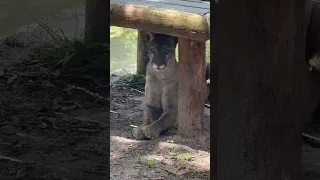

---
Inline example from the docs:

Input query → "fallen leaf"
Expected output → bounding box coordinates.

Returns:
[53,97,63,106]
[15,167,28,179]
[7,74,18,84]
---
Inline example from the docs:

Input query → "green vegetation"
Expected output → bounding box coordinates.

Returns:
[118,74,146,87]
[166,139,174,143]
[33,21,108,77]
[135,152,158,168]
[147,159,158,167]
[167,152,192,164]
[189,168,198,177]
[110,26,137,72]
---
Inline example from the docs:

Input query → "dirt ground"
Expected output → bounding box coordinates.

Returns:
[0,47,109,180]
[110,76,211,180]
[0,5,319,180]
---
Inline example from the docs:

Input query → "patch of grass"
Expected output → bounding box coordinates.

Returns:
[33,21,109,77]
[135,152,158,168]
[176,152,192,164]
[189,168,198,177]
[146,159,158,167]
[119,74,145,84]
[166,139,174,143]
[167,151,176,157]
[167,152,192,164]
[116,74,146,90]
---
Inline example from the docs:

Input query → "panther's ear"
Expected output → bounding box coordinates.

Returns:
[144,32,154,42]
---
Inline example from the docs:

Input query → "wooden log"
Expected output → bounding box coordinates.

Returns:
[85,0,109,43]
[136,30,149,75]
[178,38,206,138]
[110,2,210,42]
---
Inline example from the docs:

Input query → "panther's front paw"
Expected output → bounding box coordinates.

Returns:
[142,123,162,139]
[132,126,146,140]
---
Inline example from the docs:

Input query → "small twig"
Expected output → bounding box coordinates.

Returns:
[130,88,144,94]
[78,128,101,133]
[204,104,210,108]
[110,110,118,114]
[42,81,83,108]
[130,125,138,128]
[55,112,107,127]
[16,132,43,140]
[0,155,23,163]
[11,70,40,78]
[64,84,110,101]
[302,133,320,143]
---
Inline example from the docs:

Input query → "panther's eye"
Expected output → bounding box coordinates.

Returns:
[164,49,170,54]
[150,48,156,52]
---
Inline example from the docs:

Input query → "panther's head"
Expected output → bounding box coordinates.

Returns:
[145,32,178,71]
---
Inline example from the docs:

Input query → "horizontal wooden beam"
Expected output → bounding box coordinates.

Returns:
[110,2,210,42]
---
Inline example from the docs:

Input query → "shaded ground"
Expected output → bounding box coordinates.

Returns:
[0,7,109,180]
[0,42,109,179]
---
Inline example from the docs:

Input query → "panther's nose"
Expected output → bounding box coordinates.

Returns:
[153,64,165,70]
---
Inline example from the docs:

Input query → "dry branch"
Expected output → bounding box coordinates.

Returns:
[0,155,23,163]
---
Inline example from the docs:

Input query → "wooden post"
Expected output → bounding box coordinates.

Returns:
[178,38,206,138]
[136,30,149,75]
[85,0,109,43]
[212,0,308,179]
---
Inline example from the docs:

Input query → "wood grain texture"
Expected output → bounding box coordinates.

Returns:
[111,0,210,15]
[177,38,206,138]
[110,2,210,41]
[212,0,309,179]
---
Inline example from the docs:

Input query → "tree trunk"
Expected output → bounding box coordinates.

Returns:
[85,0,109,43]
[136,30,149,75]
[212,0,309,179]
[178,38,206,138]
